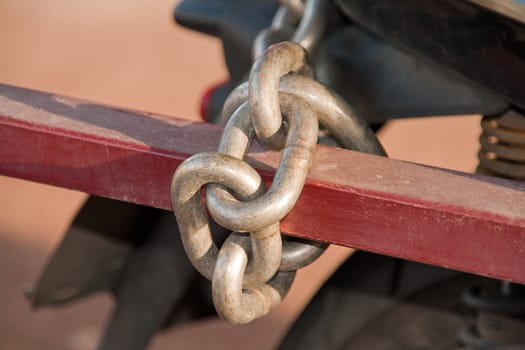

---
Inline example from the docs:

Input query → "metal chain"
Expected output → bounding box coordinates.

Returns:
[171,0,386,324]
[253,0,329,60]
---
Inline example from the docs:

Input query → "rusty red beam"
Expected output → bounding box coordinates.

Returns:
[1,83,525,284]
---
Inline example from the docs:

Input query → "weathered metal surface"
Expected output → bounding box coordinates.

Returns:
[1,83,525,284]
[218,41,386,274]
[172,41,329,323]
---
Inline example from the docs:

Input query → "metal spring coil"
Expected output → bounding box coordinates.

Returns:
[477,110,525,180]
[458,282,525,349]
[461,115,525,349]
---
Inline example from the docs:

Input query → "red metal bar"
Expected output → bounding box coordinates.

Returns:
[1,83,524,284]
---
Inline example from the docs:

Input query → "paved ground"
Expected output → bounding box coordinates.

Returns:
[0,0,481,348]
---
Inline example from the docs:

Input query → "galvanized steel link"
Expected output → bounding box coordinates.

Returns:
[170,152,282,288]
[249,42,312,150]
[206,94,318,233]
[252,0,329,59]
[171,92,319,323]
[171,44,321,323]
[222,74,386,156]
[170,0,385,324]
[216,44,386,271]
[248,0,338,272]
[207,95,323,272]
[212,233,296,324]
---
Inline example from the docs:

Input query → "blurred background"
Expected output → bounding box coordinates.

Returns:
[0,0,481,348]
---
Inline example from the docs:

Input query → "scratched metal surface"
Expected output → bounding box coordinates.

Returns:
[1,83,524,285]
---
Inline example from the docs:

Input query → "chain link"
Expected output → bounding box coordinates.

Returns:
[171,0,386,324]
[171,152,282,286]
[253,0,329,59]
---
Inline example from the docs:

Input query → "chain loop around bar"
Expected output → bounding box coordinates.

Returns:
[171,0,386,324]
[171,92,318,322]
[206,94,318,233]
[223,74,386,156]
[215,42,386,271]
[207,94,323,272]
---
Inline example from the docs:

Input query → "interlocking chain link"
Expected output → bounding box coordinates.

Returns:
[171,0,386,324]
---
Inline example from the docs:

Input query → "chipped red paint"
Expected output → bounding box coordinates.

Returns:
[1,83,524,284]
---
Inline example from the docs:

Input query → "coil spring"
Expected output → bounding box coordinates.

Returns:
[477,110,525,180]
[459,282,525,349]
[460,112,525,349]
